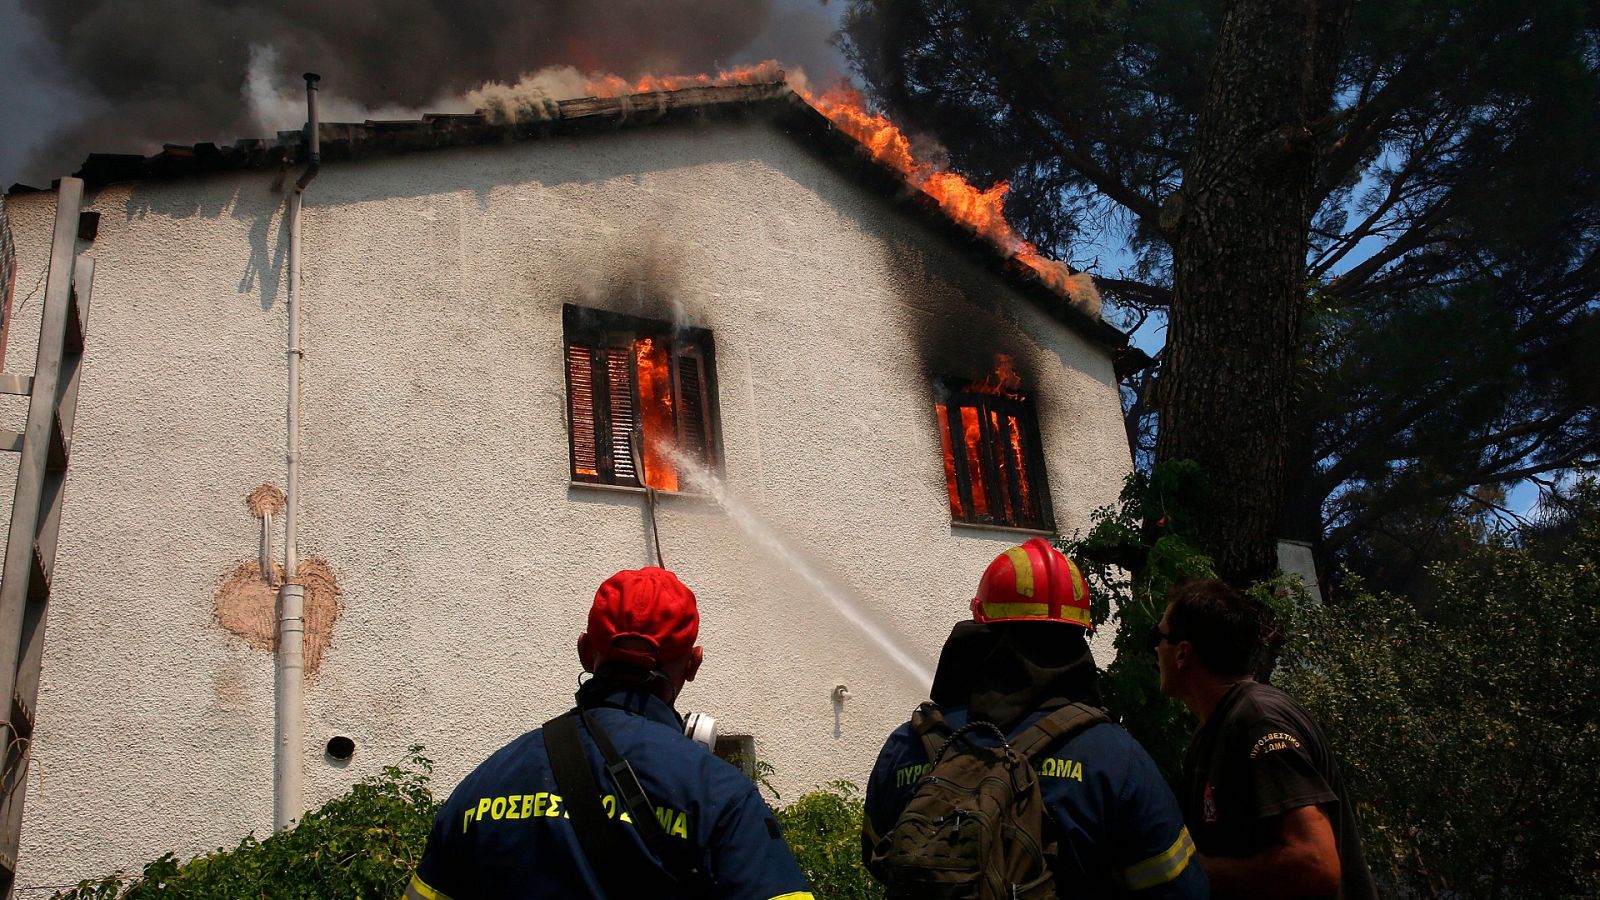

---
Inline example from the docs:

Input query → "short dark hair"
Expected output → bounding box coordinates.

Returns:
[1165,577,1273,677]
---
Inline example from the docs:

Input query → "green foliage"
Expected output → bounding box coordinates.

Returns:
[53,749,883,900]
[774,782,883,900]
[1278,508,1600,898]
[1064,462,1214,775]
[54,748,440,899]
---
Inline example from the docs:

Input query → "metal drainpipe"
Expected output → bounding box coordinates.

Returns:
[275,71,320,832]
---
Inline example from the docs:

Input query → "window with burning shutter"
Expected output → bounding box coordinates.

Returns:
[563,305,719,490]
[934,373,1054,532]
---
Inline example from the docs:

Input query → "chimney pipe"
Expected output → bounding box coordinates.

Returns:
[295,73,321,191]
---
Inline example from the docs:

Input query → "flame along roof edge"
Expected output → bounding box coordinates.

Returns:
[6,80,1129,351]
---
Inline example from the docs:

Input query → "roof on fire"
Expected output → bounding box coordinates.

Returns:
[8,81,1134,354]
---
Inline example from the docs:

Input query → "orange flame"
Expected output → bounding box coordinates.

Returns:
[934,402,964,518]
[800,85,1075,290]
[634,338,680,492]
[582,61,787,98]
[958,406,991,518]
[552,63,1078,296]
[1007,414,1033,517]
[965,353,1024,398]
[937,355,1039,524]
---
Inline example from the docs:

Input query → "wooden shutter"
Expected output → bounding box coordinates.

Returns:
[672,349,712,465]
[604,346,639,485]
[565,344,599,478]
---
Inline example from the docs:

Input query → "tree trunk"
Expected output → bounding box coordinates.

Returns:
[1156,0,1352,585]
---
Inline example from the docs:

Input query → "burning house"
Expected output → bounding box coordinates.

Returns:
[0,77,1136,886]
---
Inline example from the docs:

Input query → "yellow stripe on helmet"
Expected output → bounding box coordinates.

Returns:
[980,602,1051,619]
[1003,546,1036,597]
[1056,604,1093,627]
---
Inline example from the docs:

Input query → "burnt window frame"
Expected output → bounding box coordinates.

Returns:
[934,377,1056,532]
[563,304,721,490]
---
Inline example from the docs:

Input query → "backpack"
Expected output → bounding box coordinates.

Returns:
[868,702,1109,900]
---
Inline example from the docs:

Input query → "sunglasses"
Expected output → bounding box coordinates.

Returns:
[1147,625,1179,651]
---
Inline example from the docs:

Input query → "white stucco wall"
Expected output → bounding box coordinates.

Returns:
[0,116,1130,889]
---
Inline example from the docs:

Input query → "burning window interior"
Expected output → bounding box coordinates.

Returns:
[564,304,718,491]
[934,360,1055,532]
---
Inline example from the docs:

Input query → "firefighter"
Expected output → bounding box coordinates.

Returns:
[1156,577,1376,899]
[862,539,1207,898]
[406,567,815,900]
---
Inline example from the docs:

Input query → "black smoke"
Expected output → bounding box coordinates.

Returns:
[7,0,846,187]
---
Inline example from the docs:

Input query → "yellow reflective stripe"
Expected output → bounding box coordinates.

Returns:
[981,602,1050,619]
[765,894,817,900]
[1056,604,1093,627]
[1004,546,1036,597]
[1117,826,1197,891]
[404,874,453,900]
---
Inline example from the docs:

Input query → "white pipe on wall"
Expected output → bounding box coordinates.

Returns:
[275,72,320,832]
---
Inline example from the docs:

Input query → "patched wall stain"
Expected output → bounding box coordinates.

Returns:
[215,486,343,674]
[214,558,343,675]
[214,560,277,652]
[294,558,342,674]
[246,484,286,518]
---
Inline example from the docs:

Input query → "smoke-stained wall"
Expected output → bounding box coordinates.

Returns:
[0,116,1129,888]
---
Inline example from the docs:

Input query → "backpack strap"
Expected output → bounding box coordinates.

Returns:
[1011,702,1110,761]
[909,702,950,762]
[543,708,712,898]
[544,710,647,899]
[578,707,712,895]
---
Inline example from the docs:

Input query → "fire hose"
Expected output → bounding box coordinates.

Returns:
[630,427,666,568]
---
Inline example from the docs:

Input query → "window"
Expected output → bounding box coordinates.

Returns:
[563,304,718,490]
[934,360,1054,531]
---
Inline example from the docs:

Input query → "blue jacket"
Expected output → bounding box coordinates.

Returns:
[408,682,814,900]
[864,704,1207,899]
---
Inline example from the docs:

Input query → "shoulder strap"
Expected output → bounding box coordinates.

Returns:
[578,708,712,894]
[1012,702,1110,760]
[910,702,950,762]
[544,711,645,899]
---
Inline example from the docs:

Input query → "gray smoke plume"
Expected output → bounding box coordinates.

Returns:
[3,0,847,188]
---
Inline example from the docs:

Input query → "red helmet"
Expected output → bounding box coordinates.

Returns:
[970,538,1092,630]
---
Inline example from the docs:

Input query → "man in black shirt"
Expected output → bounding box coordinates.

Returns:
[1156,577,1376,900]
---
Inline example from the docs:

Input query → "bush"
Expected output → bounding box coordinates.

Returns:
[774,782,882,900]
[1277,517,1600,898]
[55,748,439,899]
[53,751,879,899]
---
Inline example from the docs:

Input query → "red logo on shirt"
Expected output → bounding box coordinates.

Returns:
[1202,782,1218,824]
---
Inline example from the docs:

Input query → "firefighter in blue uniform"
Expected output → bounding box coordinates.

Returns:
[863,539,1208,898]
[407,567,815,900]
